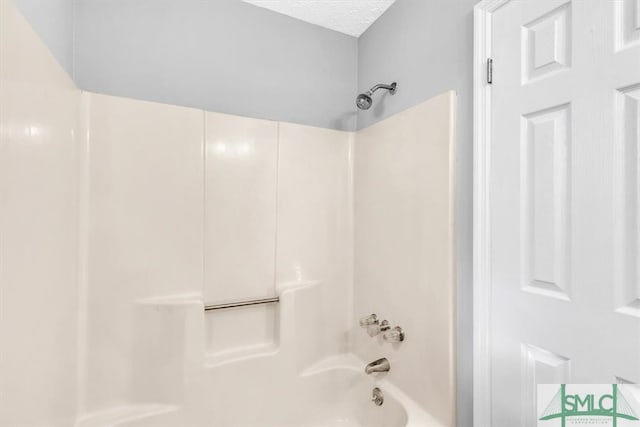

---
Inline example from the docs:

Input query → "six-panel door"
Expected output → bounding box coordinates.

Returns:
[490,0,640,425]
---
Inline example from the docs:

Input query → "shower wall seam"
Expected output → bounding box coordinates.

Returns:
[201,110,207,302]
[75,91,90,417]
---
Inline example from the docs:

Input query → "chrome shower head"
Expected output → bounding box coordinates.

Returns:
[356,82,397,110]
[356,93,373,110]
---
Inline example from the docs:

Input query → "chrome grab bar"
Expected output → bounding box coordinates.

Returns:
[204,296,279,311]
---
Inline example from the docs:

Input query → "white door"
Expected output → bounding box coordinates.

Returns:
[488,0,640,425]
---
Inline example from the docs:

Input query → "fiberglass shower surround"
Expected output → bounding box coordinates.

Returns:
[0,1,456,425]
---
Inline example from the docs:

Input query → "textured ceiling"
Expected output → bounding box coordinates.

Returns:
[241,0,397,37]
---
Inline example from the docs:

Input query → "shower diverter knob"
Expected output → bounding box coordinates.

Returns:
[359,313,378,327]
[383,326,405,343]
[367,320,390,337]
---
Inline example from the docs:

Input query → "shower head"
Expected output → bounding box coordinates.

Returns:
[356,93,373,110]
[356,82,397,110]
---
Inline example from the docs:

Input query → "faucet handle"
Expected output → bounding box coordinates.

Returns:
[359,313,379,328]
[383,326,405,343]
[367,319,390,337]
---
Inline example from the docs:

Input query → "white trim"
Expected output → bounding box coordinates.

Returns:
[473,1,511,425]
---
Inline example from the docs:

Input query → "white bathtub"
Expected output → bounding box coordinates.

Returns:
[296,359,443,427]
[93,358,441,427]
[199,354,442,427]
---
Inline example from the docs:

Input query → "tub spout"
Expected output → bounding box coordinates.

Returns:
[365,358,390,375]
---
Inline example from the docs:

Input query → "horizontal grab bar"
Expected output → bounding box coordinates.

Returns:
[204,296,279,311]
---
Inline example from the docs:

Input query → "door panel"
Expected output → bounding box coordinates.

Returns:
[489,0,640,425]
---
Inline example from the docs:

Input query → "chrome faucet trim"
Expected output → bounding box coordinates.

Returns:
[365,358,390,375]
[367,319,390,337]
[383,326,405,343]
[359,313,378,327]
[371,387,384,406]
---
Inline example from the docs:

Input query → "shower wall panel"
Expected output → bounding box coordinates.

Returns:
[203,119,353,360]
[0,0,81,425]
[277,123,354,361]
[204,112,279,355]
[82,94,204,412]
[353,91,457,427]
[204,112,278,302]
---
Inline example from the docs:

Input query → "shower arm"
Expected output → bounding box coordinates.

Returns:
[367,82,397,96]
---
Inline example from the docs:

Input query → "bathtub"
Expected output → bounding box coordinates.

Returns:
[92,357,442,427]
[201,354,443,427]
[295,357,443,427]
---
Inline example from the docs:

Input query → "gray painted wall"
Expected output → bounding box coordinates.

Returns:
[357,1,477,425]
[73,0,358,131]
[13,0,74,76]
